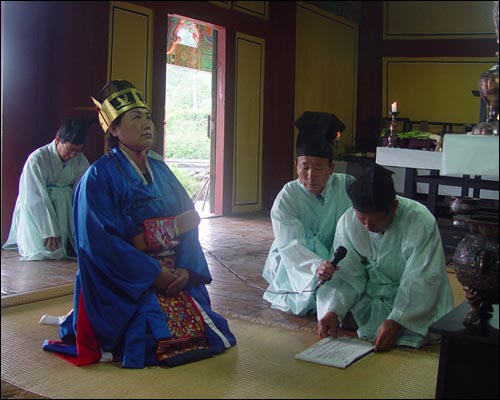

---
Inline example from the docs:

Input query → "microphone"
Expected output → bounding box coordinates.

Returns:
[314,246,347,290]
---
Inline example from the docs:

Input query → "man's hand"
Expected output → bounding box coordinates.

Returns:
[373,319,402,352]
[317,311,340,338]
[316,260,337,282]
[44,237,61,252]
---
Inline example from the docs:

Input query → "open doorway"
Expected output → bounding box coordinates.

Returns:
[165,16,218,217]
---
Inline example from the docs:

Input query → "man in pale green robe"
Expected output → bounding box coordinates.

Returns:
[316,163,454,350]
[3,119,90,261]
[262,111,352,315]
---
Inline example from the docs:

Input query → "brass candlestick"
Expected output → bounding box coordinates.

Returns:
[387,111,399,147]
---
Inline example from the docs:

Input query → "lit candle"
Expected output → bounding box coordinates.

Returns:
[391,102,398,113]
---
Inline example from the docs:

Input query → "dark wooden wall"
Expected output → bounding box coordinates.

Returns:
[1,1,496,243]
[1,1,109,243]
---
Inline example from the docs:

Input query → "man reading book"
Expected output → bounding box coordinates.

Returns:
[315,161,454,352]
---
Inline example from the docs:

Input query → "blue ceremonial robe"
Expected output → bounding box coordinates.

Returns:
[43,148,236,368]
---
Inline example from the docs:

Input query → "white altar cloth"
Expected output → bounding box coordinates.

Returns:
[376,146,498,200]
[376,147,442,170]
[441,134,499,180]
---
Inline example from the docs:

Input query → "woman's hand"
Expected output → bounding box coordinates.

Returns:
[165,268,190,296]
[153,267,179,291]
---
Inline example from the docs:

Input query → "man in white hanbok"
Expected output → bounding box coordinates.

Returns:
[262,112,353,315]
[316,162,454,351]
[3,119,90,261]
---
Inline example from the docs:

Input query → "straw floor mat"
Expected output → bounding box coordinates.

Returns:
[1,293,442,399]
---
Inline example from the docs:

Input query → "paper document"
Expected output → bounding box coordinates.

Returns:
[295,336,374,369]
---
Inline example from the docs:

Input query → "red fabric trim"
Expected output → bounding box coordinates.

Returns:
[73,290,103,365]
[55,290,102,366]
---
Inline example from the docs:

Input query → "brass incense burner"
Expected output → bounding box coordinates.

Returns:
[453,214,499,325]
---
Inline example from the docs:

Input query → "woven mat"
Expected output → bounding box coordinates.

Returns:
[1,294,441,399]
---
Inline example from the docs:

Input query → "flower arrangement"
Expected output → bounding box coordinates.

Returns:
[380,130,441,150]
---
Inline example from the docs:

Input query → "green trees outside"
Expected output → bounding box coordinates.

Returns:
[164,64,211,160]
[164,64,212,198]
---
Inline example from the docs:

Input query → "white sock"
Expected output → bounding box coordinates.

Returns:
[39,309,73,325]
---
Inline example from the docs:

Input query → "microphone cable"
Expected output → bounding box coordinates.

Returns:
[203,247,318,295]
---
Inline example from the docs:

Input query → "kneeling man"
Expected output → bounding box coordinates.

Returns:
[316,162,454,351]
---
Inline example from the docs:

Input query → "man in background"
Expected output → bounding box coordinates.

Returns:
[3,118,91,260]
[262,111,353,315]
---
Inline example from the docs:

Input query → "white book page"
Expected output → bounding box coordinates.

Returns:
[295,336,374,369]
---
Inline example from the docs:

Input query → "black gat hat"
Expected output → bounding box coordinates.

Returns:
[346,159,396,213]
[295,111,345,162]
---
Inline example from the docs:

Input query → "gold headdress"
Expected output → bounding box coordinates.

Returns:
[92,87,149,133]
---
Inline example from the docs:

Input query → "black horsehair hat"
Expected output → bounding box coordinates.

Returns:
[346,159,396,213]
[295,111,345,162]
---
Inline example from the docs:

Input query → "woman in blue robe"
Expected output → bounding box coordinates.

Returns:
[43,80,236,368]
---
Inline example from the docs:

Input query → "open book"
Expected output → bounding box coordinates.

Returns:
[295,336,374,369]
